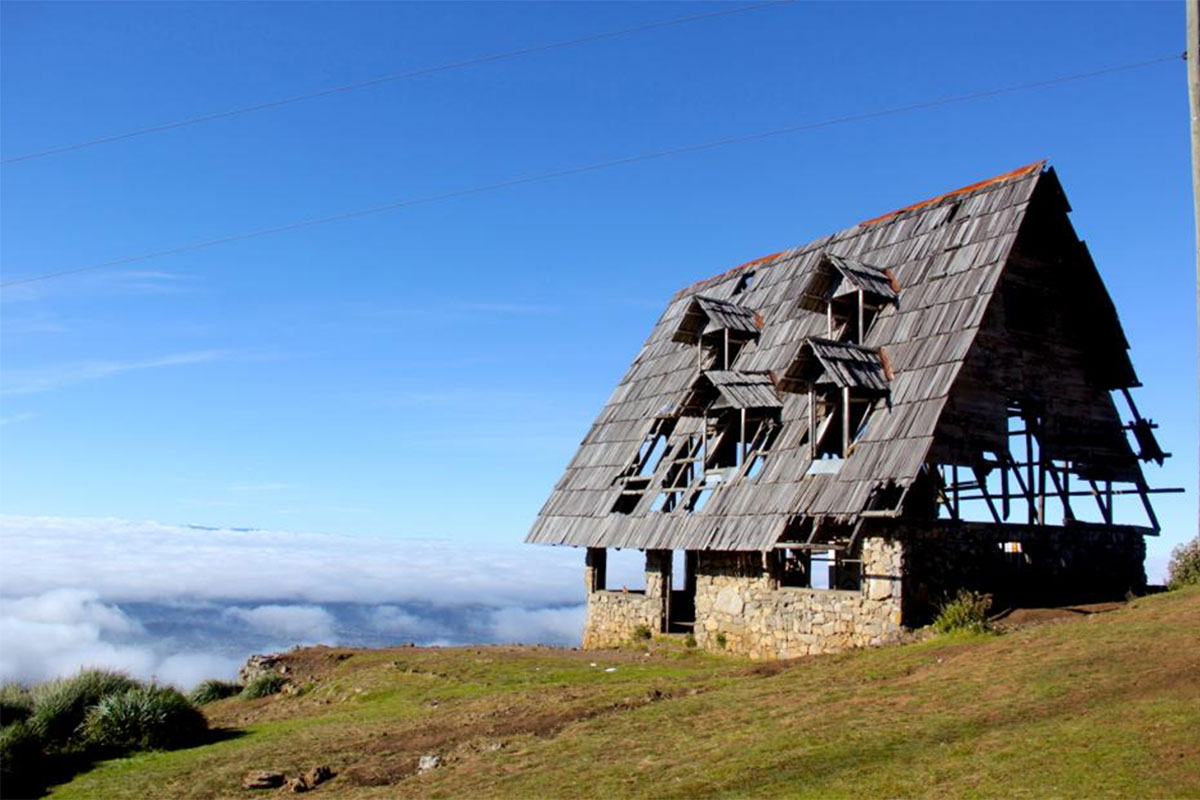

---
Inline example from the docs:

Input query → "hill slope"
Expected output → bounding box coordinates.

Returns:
[50,588,1200,799]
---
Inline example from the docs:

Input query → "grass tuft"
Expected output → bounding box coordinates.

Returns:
[933,589,993,634]
[240,674,287,700]
[0,682,34,727]
[188,679,241,706]
[29,669,140,751]
[81,686,207,754]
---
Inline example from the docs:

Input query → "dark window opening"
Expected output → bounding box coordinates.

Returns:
[865,480,904,512]
[779,549,810,588]
[698,331,751,371]
[611,418,677,514]
[776,548,862,591]
[828,293,886,345]
[811,389,875,459]
[652,411,780,515]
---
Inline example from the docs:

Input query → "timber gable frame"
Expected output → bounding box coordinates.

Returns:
[526,162,1176,654]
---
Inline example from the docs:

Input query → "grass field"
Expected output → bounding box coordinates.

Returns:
[48,587,1200,799]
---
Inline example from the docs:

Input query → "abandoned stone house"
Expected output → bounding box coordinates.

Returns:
[525,161,1175,659]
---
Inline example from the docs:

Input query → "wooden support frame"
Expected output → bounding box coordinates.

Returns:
[928,399,1179,531]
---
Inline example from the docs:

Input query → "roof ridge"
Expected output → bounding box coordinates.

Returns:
[672,160,1045,302]
[858,160,1046,227]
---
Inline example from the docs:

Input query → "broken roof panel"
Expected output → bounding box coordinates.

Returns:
[706,370,783,410]
[780,338,890,394]
[826,253,900,301]
[676,370,782,416]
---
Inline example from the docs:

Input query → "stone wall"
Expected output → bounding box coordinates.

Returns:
[582,590,662,648]
[690,537,905,659]
[899,521,1146,625]
[580,522,1147,657]
[581,549,670,649]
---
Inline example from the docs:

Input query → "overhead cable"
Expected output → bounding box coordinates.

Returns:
[0,53,1178,289]
[1,1,789,165]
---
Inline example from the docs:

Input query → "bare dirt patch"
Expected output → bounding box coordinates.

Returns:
[992,600,1126,629]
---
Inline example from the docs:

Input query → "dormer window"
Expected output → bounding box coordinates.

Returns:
[799,253,899,345]
[646,370,782,514]
[672,295,762,370]
[778,337,891,461]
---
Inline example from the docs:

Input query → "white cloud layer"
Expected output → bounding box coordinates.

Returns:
[0,590,243,688]
[0,514,580,606]
[224,604,336,644]
[0,515,588,688]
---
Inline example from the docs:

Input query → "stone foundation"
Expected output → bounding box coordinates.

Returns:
[693,537,905,659]
[581,522,1147,658]
[582,590,661,648]
[582,549,670,648]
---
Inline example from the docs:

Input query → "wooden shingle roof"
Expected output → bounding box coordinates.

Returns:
[526,162,1145,551]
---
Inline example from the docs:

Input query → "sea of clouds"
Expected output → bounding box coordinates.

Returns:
[0,515,642,689]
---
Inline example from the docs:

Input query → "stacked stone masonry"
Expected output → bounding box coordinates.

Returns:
[581,523,1146,659]
[692,538,904,659]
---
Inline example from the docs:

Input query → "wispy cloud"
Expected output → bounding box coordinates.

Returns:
[226,482,298,494]
[452,302,556,316]
[0,315,67,335]
[0,350,230,396]
[0,412,34,427]
[103,270,201,296]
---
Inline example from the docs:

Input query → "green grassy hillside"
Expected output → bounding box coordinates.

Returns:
[48,588,1200,799]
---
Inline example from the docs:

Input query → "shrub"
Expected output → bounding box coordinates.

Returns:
[29,669,140,751]
[631,624,652,641]
[188,679,241,705]
[0,682,33,727]
[933,589,993,634]
[1167,535,1200,590]
[715,632,727,649]
[1,719,46,798]
[81,686,207,754]
[683,633,697,649]
[240,674,287,700]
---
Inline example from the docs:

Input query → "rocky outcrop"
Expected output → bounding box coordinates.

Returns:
[238,653,285,685]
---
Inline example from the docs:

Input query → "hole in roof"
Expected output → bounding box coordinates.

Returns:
[733,271,756,295]
[944,202,961,225]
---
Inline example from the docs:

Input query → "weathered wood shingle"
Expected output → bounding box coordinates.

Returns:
[526,162,1145,551]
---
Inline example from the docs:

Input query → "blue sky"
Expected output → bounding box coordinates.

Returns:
[1,1,1195,581]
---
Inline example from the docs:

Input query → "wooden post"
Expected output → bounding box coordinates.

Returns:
[1025,422,1037,524]
[724,328,730,370]
[740,407,747,466]
[1000,454,1011,520]
[951,464,960,519]
[585,548,607,593]
[857,289,865,343]
[808,388,817,458]
[827,301,833,337]
[842,386,851,455]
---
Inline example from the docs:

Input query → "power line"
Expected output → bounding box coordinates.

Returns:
[0,53,1178,289]
[1,1,789,165]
